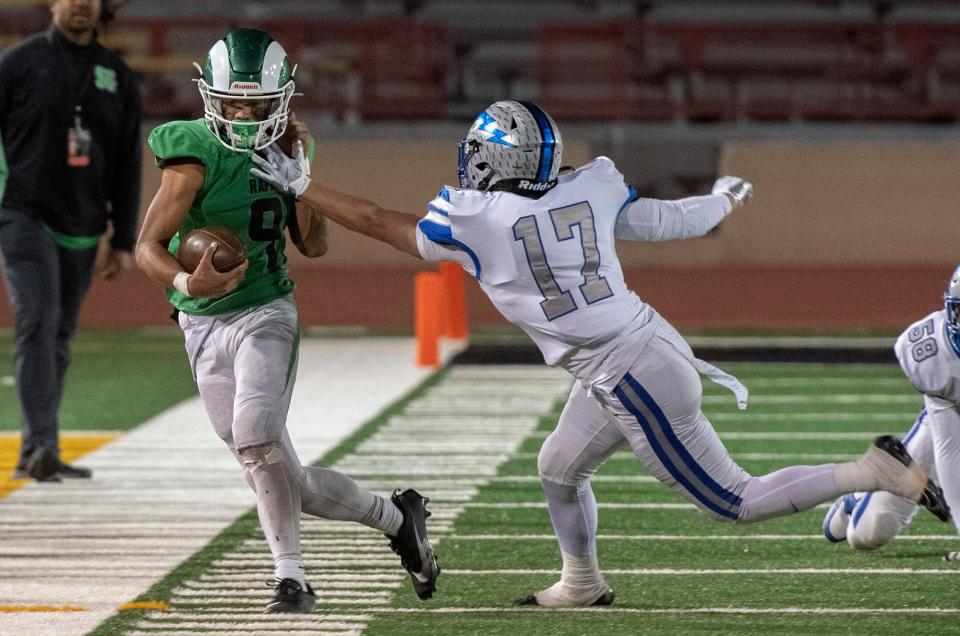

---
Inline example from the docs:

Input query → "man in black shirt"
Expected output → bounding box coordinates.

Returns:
[0,0,141,481]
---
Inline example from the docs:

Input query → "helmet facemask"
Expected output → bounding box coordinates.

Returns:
[457,100,563,198]
[196,29,296,152]
[945,265,960,356]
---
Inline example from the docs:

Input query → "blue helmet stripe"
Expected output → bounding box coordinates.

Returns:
[519,101,555,183]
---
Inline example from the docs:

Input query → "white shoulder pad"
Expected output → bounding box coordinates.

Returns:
[894,310,960,401]
[563,156,623,183]
[415,185,483,276]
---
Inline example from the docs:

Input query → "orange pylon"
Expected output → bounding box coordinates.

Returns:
[439,261,468,339]
[415,271,443,367]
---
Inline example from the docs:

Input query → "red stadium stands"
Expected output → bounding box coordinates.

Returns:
[4,3,960,123]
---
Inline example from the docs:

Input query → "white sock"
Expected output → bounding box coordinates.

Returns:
[275,556,306,587]
[534,552,608,607]
[372,495,403,537]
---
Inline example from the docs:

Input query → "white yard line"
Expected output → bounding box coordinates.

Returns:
[523,431,899,440]
[0,338,442,636]
[269,605,960,615]
[441,568,960,575]
[437,534,959,541]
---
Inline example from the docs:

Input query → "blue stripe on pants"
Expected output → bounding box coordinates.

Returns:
[615,372,741,520]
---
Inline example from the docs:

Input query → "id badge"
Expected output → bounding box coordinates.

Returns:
[67,116,91,167]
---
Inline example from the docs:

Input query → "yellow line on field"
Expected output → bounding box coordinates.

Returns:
[117,601,170,611]
[0,432,120,499]
[0,605,87,613]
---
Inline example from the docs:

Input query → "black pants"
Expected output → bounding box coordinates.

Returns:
[0,206,97,463]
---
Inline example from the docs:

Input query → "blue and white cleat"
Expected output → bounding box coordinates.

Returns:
[823,493,859,543]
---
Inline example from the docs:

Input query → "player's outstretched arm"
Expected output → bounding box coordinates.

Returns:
[136,161,247,297]
[252,144,422,259]
[614,176,753,242]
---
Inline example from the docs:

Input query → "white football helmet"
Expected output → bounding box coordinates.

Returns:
[945,264,960,355]
[457,100,563,197]
[196,28,296,152]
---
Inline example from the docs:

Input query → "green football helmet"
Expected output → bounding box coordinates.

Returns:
[196,28,296,152]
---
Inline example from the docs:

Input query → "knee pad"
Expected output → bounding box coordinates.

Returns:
[239,441,285,473]
[538,435,576,486]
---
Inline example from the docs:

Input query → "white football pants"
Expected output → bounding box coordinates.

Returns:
[845,404,959,550]
[538,325,847,558]
[179,295,401,575]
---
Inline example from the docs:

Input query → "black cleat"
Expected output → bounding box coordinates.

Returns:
[25,447,61,482]
[513,588,615,607]
[55,460,92,479]
[13,454,91,481]
[873,435,911,465]
[264,578,316,614]
[387,488,440,600]
[918,479,951,522]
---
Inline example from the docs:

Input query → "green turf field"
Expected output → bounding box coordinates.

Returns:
[90,359,960,636]
[0,330,197,432]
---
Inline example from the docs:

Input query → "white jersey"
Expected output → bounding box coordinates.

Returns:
[894,310,960,407]
[415,156,734,392]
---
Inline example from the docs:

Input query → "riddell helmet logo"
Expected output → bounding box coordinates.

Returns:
[230,82,262,91]
[518,179,555,191]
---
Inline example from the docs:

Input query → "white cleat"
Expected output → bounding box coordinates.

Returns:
[823,493,859,543]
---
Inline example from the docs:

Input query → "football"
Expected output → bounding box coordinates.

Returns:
[176,226,247,273]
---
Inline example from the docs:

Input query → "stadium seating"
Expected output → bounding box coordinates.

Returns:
[4,0,960,122]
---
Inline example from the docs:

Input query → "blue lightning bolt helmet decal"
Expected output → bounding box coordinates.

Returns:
[475,112,515,147]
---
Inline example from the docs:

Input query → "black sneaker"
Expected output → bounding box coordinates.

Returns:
[386,488,440,600]
[264,578,316,614]
[56,461,92,479]
[918,479,951,522]
[25,447,60,482]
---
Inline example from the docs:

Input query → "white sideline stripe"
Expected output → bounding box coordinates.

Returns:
[276,606,960,615]
[459,502,832,510]
[442,568,959,575]
[704,394,919,404]
[707,378,905,387]
[510,452,859,461]
[202,571,401,581]
[708,412,917,422]
[441,534,960,541]
[461,502,697,509]
[128,632,356,636]
[137,621,367,630]
[144,613,374,621]
[0,338,445,636]
[524,431,892,440]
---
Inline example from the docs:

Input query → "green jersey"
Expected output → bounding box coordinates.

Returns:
[148,119,296,316]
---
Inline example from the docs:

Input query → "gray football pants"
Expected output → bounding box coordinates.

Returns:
[0,206,97,463]
[179,295,389,527]
[538,330,843,557]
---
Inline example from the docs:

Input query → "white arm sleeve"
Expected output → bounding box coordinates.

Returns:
[614,193,732,241]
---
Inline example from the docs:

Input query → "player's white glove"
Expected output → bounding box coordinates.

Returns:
[250,141,311,199]
[711,175,753,208]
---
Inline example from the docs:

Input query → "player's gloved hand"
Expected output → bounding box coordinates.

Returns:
[711,176,753,208]
[251,141,311,199]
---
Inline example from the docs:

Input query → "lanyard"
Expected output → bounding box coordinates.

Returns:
[51,31,96,121]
